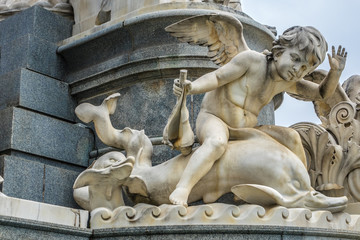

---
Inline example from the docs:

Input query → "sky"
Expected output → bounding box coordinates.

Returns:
[241,0,360,127]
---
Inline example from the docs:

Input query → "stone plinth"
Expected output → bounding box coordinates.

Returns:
[0,194,88,228]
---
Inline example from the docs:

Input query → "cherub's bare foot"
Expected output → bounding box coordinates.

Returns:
[169,187,189,207]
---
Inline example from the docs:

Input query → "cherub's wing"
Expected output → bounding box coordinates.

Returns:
[165,13,249,66]
[287,69,350,120]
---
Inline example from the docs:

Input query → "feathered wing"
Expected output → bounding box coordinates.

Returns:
[287,69,350,120]
[165,13,249,66]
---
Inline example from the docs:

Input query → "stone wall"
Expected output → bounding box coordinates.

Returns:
[0,6,93,208]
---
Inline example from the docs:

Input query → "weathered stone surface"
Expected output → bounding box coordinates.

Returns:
[0,215,91,240]
[0,155,44,202]
[0,1,73,23]
[0,108,13,151]
[44,165,82,207]
[1,216,359,240]
[91,225,360,240]
[58,9,274,98]
[0,6,72,43]
[0,194,88,228]
[1,33,67,79]
[0,68,75,121]
[0,154,86,208]
[0,6,72,78]
[0,107,93,167]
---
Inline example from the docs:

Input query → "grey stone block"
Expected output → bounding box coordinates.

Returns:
[0,5,72,44]
[59,21,132,74]
[1,34,66,79]
[0,6,72,78]
[0,108,13,151]
[0,68,75,121]
[44,165,81,208]
[26,35,67,79]
[0,155,44,202]
[1,34,29,75]
[0,153,87,207]
[0,107,93,167]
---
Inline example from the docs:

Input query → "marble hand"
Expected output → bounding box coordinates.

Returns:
[173,78,192,97]
[327,45,347,72]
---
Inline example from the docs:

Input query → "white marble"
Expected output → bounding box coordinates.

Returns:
[90,203,360,230]
[291,74,360,203]
[0,194,88,228]
[73,92,348,213]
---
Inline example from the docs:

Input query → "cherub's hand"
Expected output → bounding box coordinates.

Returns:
[173,79,192,97]
[328,45,347,72]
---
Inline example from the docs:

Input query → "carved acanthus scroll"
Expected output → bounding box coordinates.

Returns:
[292,75,360,203]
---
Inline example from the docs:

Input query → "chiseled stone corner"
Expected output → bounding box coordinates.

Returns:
[0,194,88,228]
[0,175,4,196]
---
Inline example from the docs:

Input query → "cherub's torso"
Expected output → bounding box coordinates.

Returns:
[201,51,294,129]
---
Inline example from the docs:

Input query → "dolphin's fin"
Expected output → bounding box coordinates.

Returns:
[125,175,149,197]
[103,93,121,115]
[231,184,284,206]
[73,161,133,189]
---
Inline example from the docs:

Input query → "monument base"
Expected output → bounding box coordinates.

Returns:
[1,215,359,240]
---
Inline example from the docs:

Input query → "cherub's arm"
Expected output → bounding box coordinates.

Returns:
[287,46,347,100]
[174,51,254,96]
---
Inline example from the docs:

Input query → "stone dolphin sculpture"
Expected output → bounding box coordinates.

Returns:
[73,93,348,213]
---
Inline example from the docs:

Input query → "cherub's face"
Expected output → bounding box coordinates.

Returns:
[275,47,319,82]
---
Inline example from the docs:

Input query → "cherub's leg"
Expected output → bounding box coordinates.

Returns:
[169,113,229,206]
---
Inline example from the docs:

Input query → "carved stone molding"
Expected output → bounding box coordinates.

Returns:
[90,203,360,230]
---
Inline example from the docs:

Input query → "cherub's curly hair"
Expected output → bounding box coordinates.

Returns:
[271,26,328,69]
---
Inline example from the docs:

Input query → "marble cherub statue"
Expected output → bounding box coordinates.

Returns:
[164,13,347,207]
[73,93,348,213]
